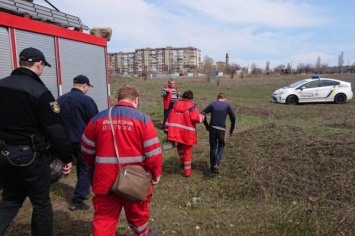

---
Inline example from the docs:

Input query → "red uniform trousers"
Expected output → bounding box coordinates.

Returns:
[92,189,152,236]
[177,143,193,177]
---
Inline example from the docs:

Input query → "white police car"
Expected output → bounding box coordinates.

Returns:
[272,75,353,104]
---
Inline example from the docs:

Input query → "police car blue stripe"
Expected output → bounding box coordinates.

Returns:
[325,90,333,98]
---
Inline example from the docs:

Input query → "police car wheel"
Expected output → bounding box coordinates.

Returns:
[334,94,346,104]
[286,95,298,105]
[50,157,63,183]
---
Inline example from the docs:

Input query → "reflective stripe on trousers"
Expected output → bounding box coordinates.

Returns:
[177,143,193,177]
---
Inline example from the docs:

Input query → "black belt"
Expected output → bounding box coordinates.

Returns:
[1,140,37,154]
[4,144,32,150]
[2,141,31,145]
[0,141,31,151]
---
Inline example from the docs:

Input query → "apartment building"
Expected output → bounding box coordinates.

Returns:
[108,51,135,76]
[108,46,201,76]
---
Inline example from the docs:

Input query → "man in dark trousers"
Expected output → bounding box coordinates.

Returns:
[203,93,236,174]
[57,75,98,211]
[0,47,73,235]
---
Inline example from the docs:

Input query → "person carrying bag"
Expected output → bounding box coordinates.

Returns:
[81,84,162,236]
[109,106,151,201]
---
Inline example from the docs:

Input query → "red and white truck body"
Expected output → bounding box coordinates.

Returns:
[0,0,111,111]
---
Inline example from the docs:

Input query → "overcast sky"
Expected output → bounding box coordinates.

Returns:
[36,0,354,68]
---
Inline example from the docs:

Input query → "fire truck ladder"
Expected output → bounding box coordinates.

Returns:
[0,0,89,30]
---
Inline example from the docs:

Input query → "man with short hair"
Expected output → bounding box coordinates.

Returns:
[57,74,98,211]
[82,84,162,236]
[161,79,179,128]
[203,93,236,174]
[0,47,73,235]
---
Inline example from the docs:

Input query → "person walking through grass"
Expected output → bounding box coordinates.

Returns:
[161,78,179,128]
[57,75,98,211]
[81,85,162,236]
[0,47,73,235]
[203,93,236,174]
[164,90,205,177]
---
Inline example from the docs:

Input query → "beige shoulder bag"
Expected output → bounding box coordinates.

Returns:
[109,106,151,201]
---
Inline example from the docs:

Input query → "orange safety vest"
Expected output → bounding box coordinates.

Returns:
[163,85,178,109]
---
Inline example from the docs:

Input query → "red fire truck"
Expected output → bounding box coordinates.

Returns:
[0,0,112,183]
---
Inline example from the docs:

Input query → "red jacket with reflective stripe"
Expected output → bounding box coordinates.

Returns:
[163,85,179,109]
[81,101,163,194]
[165,99,205,145]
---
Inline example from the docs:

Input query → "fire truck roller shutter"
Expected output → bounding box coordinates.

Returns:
[15,29,59,98]
[0,27,14,78]
[59,38,108,112]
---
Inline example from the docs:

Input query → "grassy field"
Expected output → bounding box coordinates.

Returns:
[3,74,355,235]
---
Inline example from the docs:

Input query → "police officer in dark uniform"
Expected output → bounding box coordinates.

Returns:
[0,47,73,236]
[57,74,98,211]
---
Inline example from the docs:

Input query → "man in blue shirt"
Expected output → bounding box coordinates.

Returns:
[57,75,98,210]
[203,93,236,174]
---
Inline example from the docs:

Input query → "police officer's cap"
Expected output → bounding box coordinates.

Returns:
[19,47,51,67]
[73,75,94,88]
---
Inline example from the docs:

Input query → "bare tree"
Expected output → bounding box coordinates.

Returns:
[350,62,355,74]
[338,51,344,74]
[274,64,286,74]
[251,63,261,76]
[215,62,226,74]
[202,55,214,83]
[265,61,270,75]
[202,56,214,74]
[227,63,241,79]
[286,63,292,74]
[297,63,305,74]
[304,63,313,74]
[319,63,329,74]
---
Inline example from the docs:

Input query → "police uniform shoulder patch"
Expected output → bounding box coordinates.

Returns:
[50,101,60,113]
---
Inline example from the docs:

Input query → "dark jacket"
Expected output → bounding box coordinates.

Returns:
[0,68,72,163]
[57,88,98,144]
[203,100,236,133]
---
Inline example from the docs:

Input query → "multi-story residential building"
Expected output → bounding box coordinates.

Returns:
[108,51,135,76]
[108,46,201,76]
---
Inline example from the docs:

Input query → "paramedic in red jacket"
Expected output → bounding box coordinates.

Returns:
[81,85,162,236]
[164,90,205,177]
[161,78,179,128]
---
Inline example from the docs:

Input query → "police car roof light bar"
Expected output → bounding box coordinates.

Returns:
[311,75,320,79]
